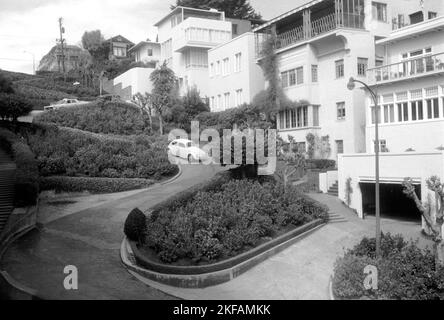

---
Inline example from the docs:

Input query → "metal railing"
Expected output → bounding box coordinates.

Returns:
[369,52,444,83]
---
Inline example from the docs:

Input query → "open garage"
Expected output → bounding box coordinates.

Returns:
[360,182,421,221]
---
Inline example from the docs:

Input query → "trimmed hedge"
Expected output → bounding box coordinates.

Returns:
[0,128,39,207]
[124,208,147,243]
[143,178,329,264]
[332,233,444,300]
[33,101,150,135]
[40,176,155,194]
[306,159,336,170]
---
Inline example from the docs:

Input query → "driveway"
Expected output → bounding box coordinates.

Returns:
[0,163,222,299]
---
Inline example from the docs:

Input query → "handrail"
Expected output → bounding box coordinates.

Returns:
[368,52,444,70]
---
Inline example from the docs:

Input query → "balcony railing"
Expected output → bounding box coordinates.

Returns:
[369,52,444,83]
[256,12,364,57]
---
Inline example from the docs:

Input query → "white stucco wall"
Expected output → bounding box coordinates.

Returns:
[208,32,266,111]
[113,67,154,97]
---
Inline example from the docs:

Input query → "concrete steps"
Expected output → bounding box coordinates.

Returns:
[327,181,338,197]
[0,148,15,233]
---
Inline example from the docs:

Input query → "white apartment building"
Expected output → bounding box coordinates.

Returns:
[129,41,161,67]
[338,14,444,222]
[253,0,443,161]
[155,7,236,97]
[208,32,266,111]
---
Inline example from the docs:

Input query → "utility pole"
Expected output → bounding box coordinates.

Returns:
[57,17,66,80]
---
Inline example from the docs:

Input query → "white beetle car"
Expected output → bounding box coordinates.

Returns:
[168,139,210,163]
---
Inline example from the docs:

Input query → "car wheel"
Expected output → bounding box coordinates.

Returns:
[188,154,193,163]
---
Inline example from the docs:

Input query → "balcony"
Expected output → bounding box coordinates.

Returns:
[254,0,365,58]
[369,52,444,84]
[172,17,232,52]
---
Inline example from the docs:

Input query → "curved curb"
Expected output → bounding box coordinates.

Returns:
[160,164,182,186]
[328,276,335,300]
[121,221,326,290]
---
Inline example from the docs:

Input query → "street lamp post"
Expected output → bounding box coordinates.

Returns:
[347,77,381,258]
[23,50,35,75]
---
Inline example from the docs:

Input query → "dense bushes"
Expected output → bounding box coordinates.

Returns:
[15,76,98,97]
[34,101,150,135]
[332,233,444,300]
[12,83,75,110]
[0,93,33,121]
[124,208,147,242]
[23,125,177,181]
[0,128,39,207]
[40,176,155,193]
[143,179,328,264]
[306,159,336,170]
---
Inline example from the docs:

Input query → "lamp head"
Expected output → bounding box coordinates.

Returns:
[347,77,356,91]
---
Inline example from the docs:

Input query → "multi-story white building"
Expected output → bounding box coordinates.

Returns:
[129,41,161,68]
[208,32,266,111]
[253,0,443,161]
[155,6,236,97]
[338,14,444,222]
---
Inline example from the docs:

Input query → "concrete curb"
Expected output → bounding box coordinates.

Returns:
[121,222,327,294]
[160,164,182,186]
[328,276,335,300]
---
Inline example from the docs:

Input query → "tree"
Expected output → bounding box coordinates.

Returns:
[81,30,105,52]
[0,93,33,121]
[149,62,178,135]
[172,0,262,20]
[0,73,14,94]
[133,92,153,131]
[275,135,306,190]
[182,86,209,119]
[403,176,444,267]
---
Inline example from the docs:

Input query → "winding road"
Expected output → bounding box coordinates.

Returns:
[0,163,222,300]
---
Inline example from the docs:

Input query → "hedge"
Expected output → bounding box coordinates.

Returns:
[40,176,155,194]
[306,159,336,170]
[332,233,444,300]
[33,101,150,135]
[0,128,39,207]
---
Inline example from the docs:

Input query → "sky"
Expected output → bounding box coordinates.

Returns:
[0,0,306,74]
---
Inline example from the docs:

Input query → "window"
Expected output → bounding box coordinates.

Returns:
[235,89,243,106]
[216,61,221,75]
[335,59,344,78]
[337,102,346,120]
[290,110,297,128]
[311,65,318,82]
[379,140,388,152]
[224,92,230,109]
[147,48,153,56]
[370,106,381,124]
[313,106,319,126]
[357,58,368,76]
[411,100,423,121]
[218,95,222,109]
[281,71,289,88]
[427,98,439,119]
[232,24,238,36]
[222,58,230,76]
[336,140,344,154]
[279,112,285,129]
[397,103,408,122]
[383,104,394,123]
[289,69,296,86]
[429,12,438,19]
[234,53,242,72]
[285,110,290,128]
[211,96,215,110]
[296,67,304,84]
[372,2,387,22]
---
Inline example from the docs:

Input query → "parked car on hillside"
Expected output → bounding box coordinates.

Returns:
[43,98,88,111]
[168,139,210,163]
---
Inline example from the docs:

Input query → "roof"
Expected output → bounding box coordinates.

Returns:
[376,15,444,45]
[253,0,325,32]
[106,35,134,46]
[154,6,223,26]
[128,41,160,53]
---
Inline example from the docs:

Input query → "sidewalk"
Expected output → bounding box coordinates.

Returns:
[128,193,429,300]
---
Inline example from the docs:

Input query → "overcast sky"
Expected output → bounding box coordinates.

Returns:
[0,0,306,74]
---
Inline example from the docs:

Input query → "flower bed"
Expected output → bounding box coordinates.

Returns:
[129,178,329,266]
[332,233,444,300]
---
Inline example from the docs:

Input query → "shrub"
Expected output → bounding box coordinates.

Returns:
[0,128,39,207]
[0,93,33,121]
[40,176,155,193]
[144,178,328,264]
[306,159,336,170]
[124,208,147,243]
[33,101,150,135]
[332,233,444,300]
[21,125,177,181]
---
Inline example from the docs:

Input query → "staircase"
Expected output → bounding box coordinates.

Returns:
[327,180,338,197]
[0,148,15,233]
